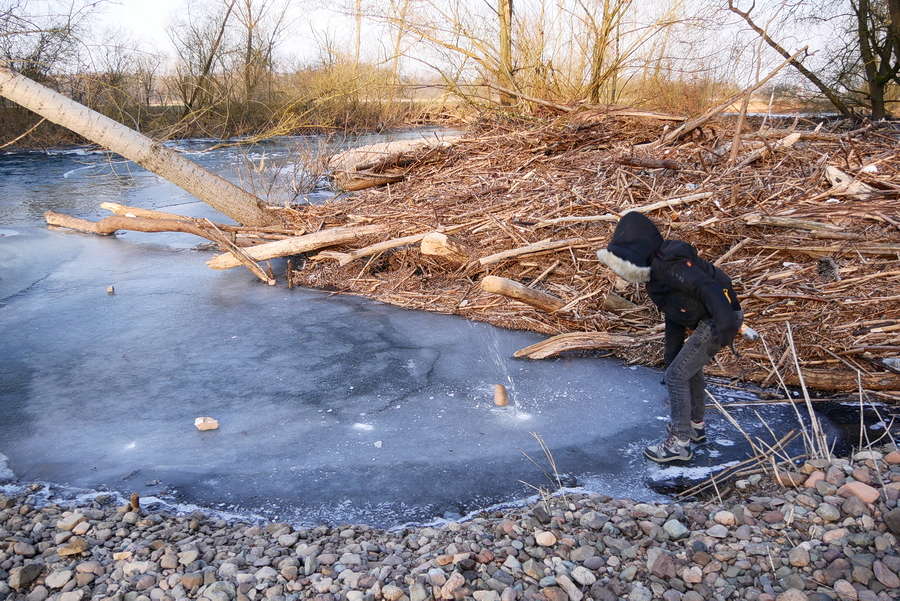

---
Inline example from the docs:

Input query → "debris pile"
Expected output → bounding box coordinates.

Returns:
[284,112,900,396]
[45,111,900,397]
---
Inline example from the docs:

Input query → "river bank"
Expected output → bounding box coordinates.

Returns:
[2,445,899,601]
[271,113,900,398]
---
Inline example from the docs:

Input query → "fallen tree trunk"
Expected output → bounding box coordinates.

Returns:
[329,135,462,192]
[0,65,279,226]
[207,224,389,269]
[514,331,649,359]
[44,210,235,242]
[480,276,566,313]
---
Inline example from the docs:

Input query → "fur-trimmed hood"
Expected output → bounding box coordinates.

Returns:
[596,211,663,283]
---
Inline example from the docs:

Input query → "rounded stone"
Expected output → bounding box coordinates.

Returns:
[535,531,557,546]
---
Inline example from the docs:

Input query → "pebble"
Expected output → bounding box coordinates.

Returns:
[663,519,689,540]
[45,569,72,589]
[535,530,557,546]
[0,446,895,601]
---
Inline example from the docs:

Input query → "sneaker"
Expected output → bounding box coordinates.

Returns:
[644,429,693,463]
[690,421,707,443]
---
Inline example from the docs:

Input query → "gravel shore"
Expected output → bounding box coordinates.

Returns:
[2,447,899,601]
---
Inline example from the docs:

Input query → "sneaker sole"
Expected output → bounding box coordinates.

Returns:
[644,448,694,463]
[690,435,707,443]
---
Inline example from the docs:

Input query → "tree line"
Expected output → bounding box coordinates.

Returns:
[1,0,897,146]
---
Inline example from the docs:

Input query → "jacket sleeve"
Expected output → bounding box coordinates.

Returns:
[697,279,740,347]
[664,317,686,366]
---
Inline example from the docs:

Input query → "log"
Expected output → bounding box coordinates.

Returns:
[743,213,844,232]
[329,135,462,191]
[707,367,900,392]
[534,214,618,228]
[100,202,193,221]
[824,166,876,199]
[202,219,275,286]
[315,232,430,266]
[759,243,900,257]
[513,331,648,359]
[206,224,388,269]
[420,232,470,265]
[45,210,221,241]
[478,237,586,266]
[620,192,713,216]
[480,275,566,313]
[0,66,278,226]
[733,131,801,169]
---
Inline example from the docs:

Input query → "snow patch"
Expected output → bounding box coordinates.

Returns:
[715,438,735,447]
[650,460,740,480]
[352,423,374,431]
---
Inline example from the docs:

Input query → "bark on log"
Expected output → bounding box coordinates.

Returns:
[420,232,470,265]
[478,237,586,266]
[45,210,231,242]
[513,331,648,359]
[0,66,279,226]
[707,367,900,392]
[621,192,713,216]
[207,224,388,269]
[100,202,193,221]
[315,232,430,266]
[480,275,566,313]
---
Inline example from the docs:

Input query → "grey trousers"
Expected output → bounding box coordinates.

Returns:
[664,310,743,440]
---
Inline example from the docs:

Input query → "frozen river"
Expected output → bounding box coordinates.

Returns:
[0,131,853,526]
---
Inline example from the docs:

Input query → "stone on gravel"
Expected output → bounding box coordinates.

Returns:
[682,566,702,584]
[776,590,808,601]
[571,566,596,586]
[714,511,735,526]
[832,579,857,601]
[56,513,85,531]
[788,546,810,568]
[816,503,840,522]
[838,481,879,504]
[441,572,465,598]
[9,565,43,591]
[381,584,404,601]
[535,530,557,546]
[45,570,72,589]
[884,508,900,534]
[663,519,689,540]
[872,560,900,588]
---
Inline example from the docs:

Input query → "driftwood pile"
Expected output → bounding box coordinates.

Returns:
[44,110,900,399]
[281,112,900,398]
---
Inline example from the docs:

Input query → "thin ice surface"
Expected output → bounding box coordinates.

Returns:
[0,134,843,527]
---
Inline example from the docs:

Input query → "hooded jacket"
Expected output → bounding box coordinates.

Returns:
[597,212,741,364]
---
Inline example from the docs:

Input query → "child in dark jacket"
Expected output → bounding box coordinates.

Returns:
[597,211,742,463]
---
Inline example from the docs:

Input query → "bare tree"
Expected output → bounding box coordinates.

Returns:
[169,0,237,115]
[498,0,514,104]
[728,0,899,118]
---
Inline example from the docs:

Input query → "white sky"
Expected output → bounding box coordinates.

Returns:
[93,0,363,66]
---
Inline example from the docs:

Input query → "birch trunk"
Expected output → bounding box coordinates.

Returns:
[0,65,279,227]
